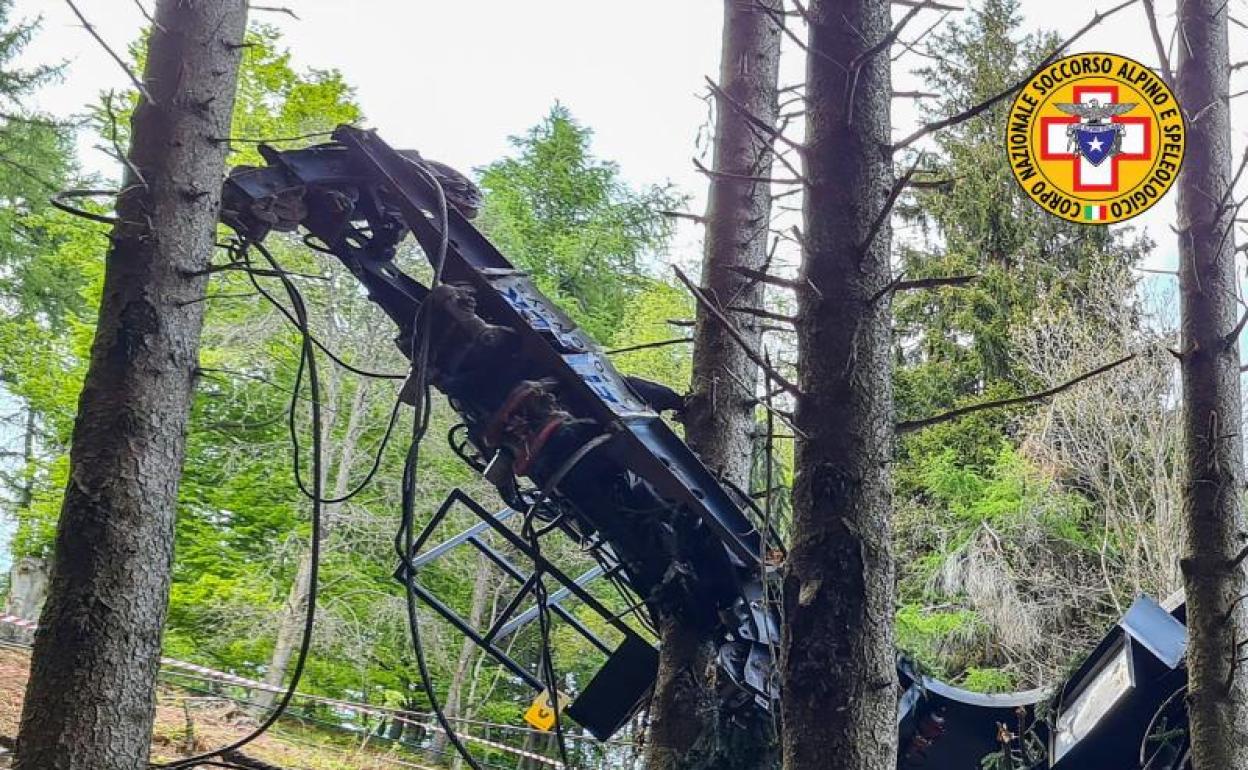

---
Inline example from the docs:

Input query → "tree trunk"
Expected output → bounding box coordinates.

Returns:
[647,3,781,769]
[16,406,35,510]
[781,1,897,769]
[1174,0,1248,765]
[13,3,248,769]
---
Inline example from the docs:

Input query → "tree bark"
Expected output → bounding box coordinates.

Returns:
[13,3,248,769]
[1174,0,1248,765]
[647,3,781,769]
[781,1,897,769]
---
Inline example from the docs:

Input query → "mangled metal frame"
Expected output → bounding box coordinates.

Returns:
[221,126,1196,769]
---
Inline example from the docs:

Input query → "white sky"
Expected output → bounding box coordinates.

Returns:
[16,0,1245,274]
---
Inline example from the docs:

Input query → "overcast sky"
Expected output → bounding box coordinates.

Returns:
[15,0,1245,272]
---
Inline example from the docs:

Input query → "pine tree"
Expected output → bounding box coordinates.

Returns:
[14,4,249,768]
[782,0,898,767]
[646,2,781,769]
[1173,0,1248,763]
[893,0,1147,486]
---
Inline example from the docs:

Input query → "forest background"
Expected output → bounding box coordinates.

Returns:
[0,0,1241,766]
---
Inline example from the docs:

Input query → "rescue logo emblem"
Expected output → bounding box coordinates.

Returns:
[1006,52,1184,224]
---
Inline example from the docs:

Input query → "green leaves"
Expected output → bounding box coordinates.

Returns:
[477,104,684,342]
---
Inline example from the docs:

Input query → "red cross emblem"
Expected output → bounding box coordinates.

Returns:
[1040,85,1151,193]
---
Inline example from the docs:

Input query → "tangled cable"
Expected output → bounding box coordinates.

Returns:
[155,239,325,769]
[49,153,571,769]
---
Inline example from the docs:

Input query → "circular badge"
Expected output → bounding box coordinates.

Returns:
[1005,52,1185,224]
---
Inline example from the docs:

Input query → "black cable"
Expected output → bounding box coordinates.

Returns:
[153,240,325,769]
[237,253,408,382]
[521,510,573,769]
[514,437,612,770]
[389,155,489,770]
[230,241,407,507]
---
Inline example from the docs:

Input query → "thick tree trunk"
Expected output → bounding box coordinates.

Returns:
[646,3,781,769]
[1174,0,1248,766]
[13,3,248,769]
[781,1,897,769]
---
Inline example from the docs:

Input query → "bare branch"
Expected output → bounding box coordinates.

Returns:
[850,1,937,71]
[131,0,164,30]
[897,354,1136,434]
[727,265,804,290]
[890,0,962,10]
[660,209,706,225]
[102,91,146,190]
[720,358,808,439]
[892,11,951,62]
[693,157,803,185]
[892,274,978,292]
[248,4,300,19]
[861,152,926,250]
[726,305,799,325]
[907,175,957,190]
[1141,0,1174,85]
[606,338,693,355]
[212,130,336,145]
[892,0,1140,152]
[673,265,802,397]
[706,77,806,157]
[1226,306,1248,349]
[64,0,154,105]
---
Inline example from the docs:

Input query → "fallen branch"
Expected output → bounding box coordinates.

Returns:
[221,748,295,770]
[896,353,1136,434]
[673,265,802,397]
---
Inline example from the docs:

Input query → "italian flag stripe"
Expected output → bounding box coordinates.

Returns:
[1083,205,1107,221]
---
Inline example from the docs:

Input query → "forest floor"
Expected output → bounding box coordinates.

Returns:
[0,645,440,770]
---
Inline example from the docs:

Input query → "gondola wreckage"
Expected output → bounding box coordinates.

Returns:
[220,126,1195,769]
